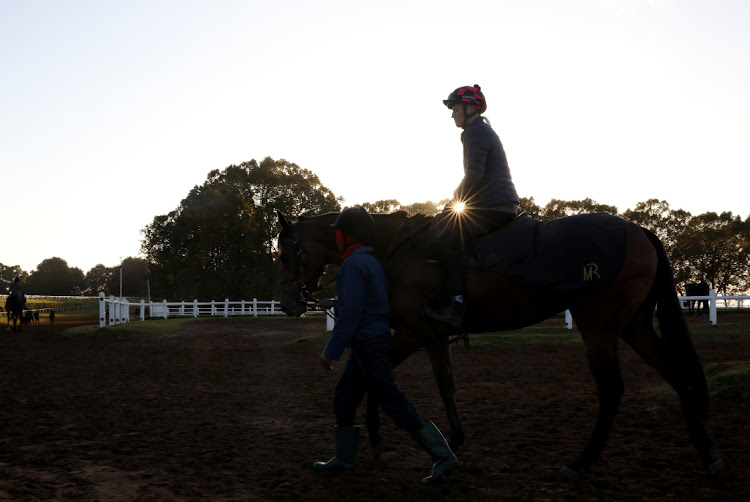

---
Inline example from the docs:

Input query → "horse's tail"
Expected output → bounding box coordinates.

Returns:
[643,227,709,419]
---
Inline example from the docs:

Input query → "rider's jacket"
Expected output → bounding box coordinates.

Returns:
[453,118,519,211]
[322,247,390,361]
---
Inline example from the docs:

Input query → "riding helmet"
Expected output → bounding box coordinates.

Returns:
[443,84,487,113]
[331,206,375,245]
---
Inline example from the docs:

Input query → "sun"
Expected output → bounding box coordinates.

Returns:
[453,201,466,213]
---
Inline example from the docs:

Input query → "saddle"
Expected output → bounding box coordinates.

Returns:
[467,212,628,293]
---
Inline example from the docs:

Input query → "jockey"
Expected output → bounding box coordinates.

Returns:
[314,206,457,484]
[425,84,520,327]
[8,276,26,308]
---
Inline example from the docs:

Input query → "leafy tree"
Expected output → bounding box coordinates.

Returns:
[0,263,27,292]
[25,257,85,295]
[85,264,114,296]
[674,212,750,294]
[399,200,441,217]
[360,199,401,214]
[141,157,341,300]
[541,198,619,219]
[518,196,542,219]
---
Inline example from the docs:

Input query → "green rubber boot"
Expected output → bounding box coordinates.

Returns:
[313,425,360,471]
[413,421,457,484]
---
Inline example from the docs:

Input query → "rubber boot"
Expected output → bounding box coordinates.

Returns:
[413,421,457,484]
[313,425,360,471]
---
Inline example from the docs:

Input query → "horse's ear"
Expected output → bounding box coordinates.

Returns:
[276,209,291,230]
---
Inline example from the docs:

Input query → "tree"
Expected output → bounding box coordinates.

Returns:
[25,257,85,295]
[141,157,341,300]
[674,212,750,294]
[85,264,115,296]
[541,198,619,220]
[360,199,401,214]
[0,263,27,292]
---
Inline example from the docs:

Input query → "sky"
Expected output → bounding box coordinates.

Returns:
[2,0,749,274]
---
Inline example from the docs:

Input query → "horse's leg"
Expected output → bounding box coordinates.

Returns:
[621,311,722,476]
[426,338,465,451]
[561,336,624,478]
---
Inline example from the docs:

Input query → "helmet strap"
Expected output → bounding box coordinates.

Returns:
[462,103,481,128]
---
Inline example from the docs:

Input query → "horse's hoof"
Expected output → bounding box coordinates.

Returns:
[559,465,581,480]
[707,459,724,479]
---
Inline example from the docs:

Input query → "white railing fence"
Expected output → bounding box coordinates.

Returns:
[98,292,334,330]
[99,290,747,331]
[562,290,749,329]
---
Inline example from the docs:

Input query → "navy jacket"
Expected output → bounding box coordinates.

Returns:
[454,118,519,210]
[322,247,391,361]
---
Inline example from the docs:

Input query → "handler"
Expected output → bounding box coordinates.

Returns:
[314,206,457,485]
[425,84,520,327]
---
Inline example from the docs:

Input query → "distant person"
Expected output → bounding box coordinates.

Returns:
[49,310,55,324]
[33,310,40,323]
[313,206,457,484]
[425,84,520,327]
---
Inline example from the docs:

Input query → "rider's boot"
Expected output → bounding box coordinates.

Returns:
[313,425,360,471]
[424,251,465,328]
[412,421,458,484]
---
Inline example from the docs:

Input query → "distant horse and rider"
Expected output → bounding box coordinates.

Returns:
[5,276,28,332]
[685,281,710,316]
[277,208,723,480]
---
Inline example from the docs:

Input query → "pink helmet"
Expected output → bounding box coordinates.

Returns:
[443,84,487,113]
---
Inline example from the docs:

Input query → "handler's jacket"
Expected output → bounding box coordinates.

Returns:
[453,118,519,211]
[322,247,390,361]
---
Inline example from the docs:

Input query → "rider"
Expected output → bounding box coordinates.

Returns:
[425,84,520,328]
[315,206,457,484]
[8,276,26,306]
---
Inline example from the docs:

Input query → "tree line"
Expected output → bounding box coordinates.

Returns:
[3,157,749,299]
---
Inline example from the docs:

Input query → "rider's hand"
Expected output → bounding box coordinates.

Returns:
[318,298,335,310]
[320,355,334,371]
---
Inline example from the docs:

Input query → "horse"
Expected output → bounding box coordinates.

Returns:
[276,209,723,479]
[685,282,710,316]
[5,291,25,332]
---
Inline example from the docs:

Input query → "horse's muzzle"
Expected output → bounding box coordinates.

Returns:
[279,300,308,317]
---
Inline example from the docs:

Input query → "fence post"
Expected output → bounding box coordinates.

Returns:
[109,295,116,325]
[565,309,573,330]
[224,298,229,318]
[140,299,145,321]
[709,289,717,325]
[99,292,106,328]
[162,299,168,319]
[122,298,129,324]
[253,298,258,317]
[193,299,198,317]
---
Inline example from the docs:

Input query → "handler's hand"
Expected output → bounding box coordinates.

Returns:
[320,355,334,371]
[318,298,335,310]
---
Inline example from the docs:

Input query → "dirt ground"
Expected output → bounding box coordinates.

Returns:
[0,314,748,501]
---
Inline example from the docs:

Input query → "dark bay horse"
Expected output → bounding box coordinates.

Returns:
[5,291,25,332]
[276,210,722,479]
[685,281,710,316]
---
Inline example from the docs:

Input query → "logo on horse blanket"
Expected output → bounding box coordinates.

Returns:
[468,212,628,293]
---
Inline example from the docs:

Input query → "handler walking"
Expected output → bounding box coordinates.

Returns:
[314,206,457,484]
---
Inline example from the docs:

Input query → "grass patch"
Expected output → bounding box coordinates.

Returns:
[705,360,750,403]
[465,326,582,346]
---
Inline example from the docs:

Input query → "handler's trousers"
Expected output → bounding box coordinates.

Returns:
[333,333,421,433]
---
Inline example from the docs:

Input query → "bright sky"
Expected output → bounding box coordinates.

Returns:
[2,0,749,274]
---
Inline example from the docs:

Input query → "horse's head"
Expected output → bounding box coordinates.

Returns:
[276,210,340,317]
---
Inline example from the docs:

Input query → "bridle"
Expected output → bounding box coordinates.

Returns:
[280,222,336,307]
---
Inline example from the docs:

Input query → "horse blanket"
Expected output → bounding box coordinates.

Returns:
[467,212,628,293]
